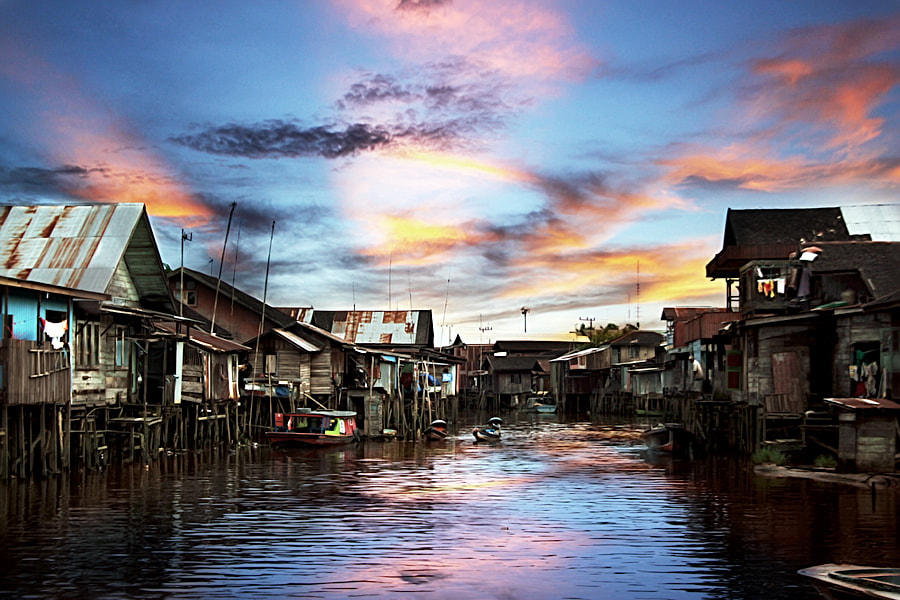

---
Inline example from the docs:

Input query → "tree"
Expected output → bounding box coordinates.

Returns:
[576,322,638,347]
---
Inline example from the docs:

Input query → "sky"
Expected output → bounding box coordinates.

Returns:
[1,1,899,345]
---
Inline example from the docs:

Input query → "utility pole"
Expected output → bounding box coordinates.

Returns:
[180,229,192,318]
[521,306,530,333]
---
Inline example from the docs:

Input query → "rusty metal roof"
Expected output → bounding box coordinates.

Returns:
[0,203,173,310]
[314,310,434,346]
[825,397,900,411]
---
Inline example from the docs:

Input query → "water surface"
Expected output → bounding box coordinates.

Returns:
[2,414,898,599]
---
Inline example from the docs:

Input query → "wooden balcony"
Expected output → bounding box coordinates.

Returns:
[0,339,71,406]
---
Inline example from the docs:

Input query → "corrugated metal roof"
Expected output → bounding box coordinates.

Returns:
[842,204,900,242]
[156,323,249,353]
[0,203,173,310]
[273,329,322,352]
[551,347,605,362]
[331,310,419,344]
[825,397,900,411]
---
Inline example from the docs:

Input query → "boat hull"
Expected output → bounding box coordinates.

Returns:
[267,410,358,447]
[642,423,685,454]
[473,428,501,443]
[799,564,900,599]
[265,432,356,447]
[423,428,448,441]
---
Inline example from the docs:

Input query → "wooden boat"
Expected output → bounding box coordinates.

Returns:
[423,419,449,441]
[641,423,685,454]
[473,417,502,443]
[265,410,358,447]
[799,564,900,599]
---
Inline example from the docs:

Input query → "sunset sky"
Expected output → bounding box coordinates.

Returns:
[1,1,899,343]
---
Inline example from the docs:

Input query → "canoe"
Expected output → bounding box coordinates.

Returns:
[799,564,900,599]
[641,423,685,454]
[265,410,358,447]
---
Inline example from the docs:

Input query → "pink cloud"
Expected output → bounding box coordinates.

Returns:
[747,15,900,151]
[332,0,598,84]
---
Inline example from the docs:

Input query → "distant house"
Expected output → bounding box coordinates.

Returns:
[660,307,738,394]
[480,354,545,403]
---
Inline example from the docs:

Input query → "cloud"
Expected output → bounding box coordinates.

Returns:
[743,14,900,151]
[334,0,598,84]
[0,37,215,224]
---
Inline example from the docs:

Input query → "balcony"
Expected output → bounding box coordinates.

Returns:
[0,339,71,405]
[739,260,801,317]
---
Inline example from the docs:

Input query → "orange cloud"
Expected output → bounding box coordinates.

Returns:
[500,240,721,304]
[748,16,900,151]
[1,38,213,225]
[360,215,494,265]
[661,141,900,192]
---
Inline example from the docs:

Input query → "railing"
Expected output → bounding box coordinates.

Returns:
[0,339,71,405]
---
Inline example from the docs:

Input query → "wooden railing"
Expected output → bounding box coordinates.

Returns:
[0,339,71,405]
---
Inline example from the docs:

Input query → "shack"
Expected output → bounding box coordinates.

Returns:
[825,397,900,473]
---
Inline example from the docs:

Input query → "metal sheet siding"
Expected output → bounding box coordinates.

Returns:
[6,290,38,341]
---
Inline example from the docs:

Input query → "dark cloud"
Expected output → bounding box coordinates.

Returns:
[337,74,415,109]
[0,164,95,197]
[174,116,488,159]
[172,121,394,159]
[396,0,452,12]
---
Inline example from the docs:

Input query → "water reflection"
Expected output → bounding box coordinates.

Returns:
[1,416,898,599]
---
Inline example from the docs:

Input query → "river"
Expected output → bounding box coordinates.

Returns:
[1,413,899,599]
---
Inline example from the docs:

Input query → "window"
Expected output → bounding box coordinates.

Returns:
[75,321,100,368]
[186,291,197,307]
[629,344,640,359]
[114,326,131,369]
[726,350,742,391]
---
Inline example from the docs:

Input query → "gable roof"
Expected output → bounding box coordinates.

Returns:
[0,203,173,311]
[706,207,863,279]
[609,330,665,346]
[482,355,545,372]
[169,267,296,329]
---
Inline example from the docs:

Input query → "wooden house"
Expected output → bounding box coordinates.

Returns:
[480,354,545,406]
[168,267,297,344]
[0,203,183,472]
[825,397,900,472]
[702,205,900,457]
[0,276,107,477]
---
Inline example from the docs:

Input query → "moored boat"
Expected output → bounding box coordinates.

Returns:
[265,409,358,447]
[520,395,557,414]
[423,419,449,441]
[473,417,502,443]
[641,423,685,454]
[799,564,900,599]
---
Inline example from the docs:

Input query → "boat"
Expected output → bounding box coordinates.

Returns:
[473,417,502,443]
[265,409,359,447]
[423,419,449,441]
[641,423,685,454]
[799,564,900,599]
[520,395,557,414]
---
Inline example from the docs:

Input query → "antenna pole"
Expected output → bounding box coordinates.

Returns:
[211,201,236,335]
